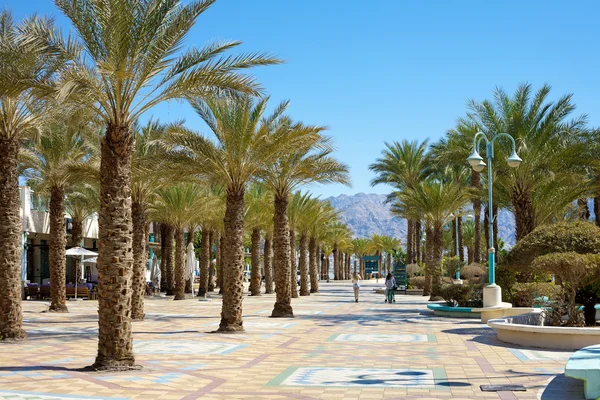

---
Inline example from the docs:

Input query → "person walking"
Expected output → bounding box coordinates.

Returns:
[352,271,362,302]
[384,272,396,303]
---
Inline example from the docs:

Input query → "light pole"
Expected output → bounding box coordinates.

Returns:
[467,132,522,307]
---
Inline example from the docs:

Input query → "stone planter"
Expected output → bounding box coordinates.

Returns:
[488,312,600,350]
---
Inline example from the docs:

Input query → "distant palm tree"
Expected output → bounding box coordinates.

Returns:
[245,184,273,296]
[21,113,94,312]
[0,11,68,341]
[291,192,316,296]
[50,0,280,366]
[148,184,214,301]
[258,119,350,317]
[307,200,338,291]
[381,236,401,274]
[369,140,431,265]
[65,184,100,286]
[393,180,470,299]
[351,238,370,277]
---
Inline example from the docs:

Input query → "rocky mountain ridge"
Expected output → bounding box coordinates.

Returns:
[326,192,516,247]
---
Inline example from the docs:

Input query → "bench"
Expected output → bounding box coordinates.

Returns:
[66,287,90,299]
[39,285,51,300]
[565,344,600,400]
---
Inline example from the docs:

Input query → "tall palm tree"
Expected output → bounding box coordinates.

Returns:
[258,120,350,317]
[351,238,370,278]
[468,83,592,241]
[430,119,483,262]
[51,0,280,366]
[163,96,305,332]
[21,113,94,312]
[0,12,68,340]
[369,140,431,265]
[367,234,386,276]
[393,179,470,298]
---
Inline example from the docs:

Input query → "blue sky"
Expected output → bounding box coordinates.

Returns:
[6,0,600,198]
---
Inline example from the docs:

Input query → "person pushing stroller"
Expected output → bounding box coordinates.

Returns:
[384,272,396,303]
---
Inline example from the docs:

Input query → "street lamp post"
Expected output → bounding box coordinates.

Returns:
[467,132,522,307]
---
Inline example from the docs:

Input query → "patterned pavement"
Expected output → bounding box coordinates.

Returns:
[0,281,586,399]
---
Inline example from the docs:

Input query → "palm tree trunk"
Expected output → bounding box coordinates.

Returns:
[406,219,414,264]
[511,183,536,242]
[48,186,68,313]
[595,196,600,227]
[429,223,444,300]
[218,232,225,294]
[71,217,83,286]
[271,195,293,318]
[198,228,210,297]
[93,125,134,369]
[299,232,309,296]
[264,232,274,294]
[164,225,174,296]
[185,227,195,294]
[131,200,146,320]
[309,236,318,293]
[0,135,26,341]
[415,220,421,264]
[332,244,338,280]
[208,230,215,292]
[423,225,433,297]
[578,199,590,220]
[451,220,457,257]
[472,171,482,263]
[250,228,261,296]
[174,227,185,300]
[218,188,246,332]
[289,229,298,298]
[387,253,392,275]
[360,257,365,278]
[159,224,167,291]
[467,246,473,264]
[457,217,464,263]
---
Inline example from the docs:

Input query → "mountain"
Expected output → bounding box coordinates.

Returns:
[326,193,517,247]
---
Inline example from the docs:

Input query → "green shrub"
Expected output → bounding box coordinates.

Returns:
[410,276,425,289]
[505,221,600,269]
[406,263,422,277]
[443,256,461,278]
[511,282,562,307]
[461,263,486,283]
[439,284,482,307]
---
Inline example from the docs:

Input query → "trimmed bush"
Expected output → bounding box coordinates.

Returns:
[505,221,600,269]
[406,263,422,277]
[461,264,486,283]
[410,276,425,289]
[439,284,482,307]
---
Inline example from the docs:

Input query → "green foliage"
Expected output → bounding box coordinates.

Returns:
[443,256,461,278]
[511,282,561,307]
[460,264,486,284]
[406,263,422,277]
[504,221,600,269]
[409,276,425,289]
[439,284,481,307]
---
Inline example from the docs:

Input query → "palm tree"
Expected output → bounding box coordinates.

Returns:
[51,0,280,366]
[258,119,350,317]
[393,179,470,298]
[381,236,401,274]
[21,113,94,313]
[245,184,272,296]
[290,192,315,296]
[367,234,386,277]
[351,238,370,278]
[329,223,352,280]
[306,199,337,293]
[163,96,304,332]
[65,184,100,287]
[148,184,211,301]
[430,119,483,263]
[369,140,431,265]
[468,83,592,241]
[0,11,68,340]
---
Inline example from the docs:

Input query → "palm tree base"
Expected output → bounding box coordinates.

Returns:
[131,314,145,321]
[173,294,186,300]
[48,304,69,313]
[0,329,27,341]
[271,304,294,318]
[86,362,140,372]
[300,291,310,296]
[215,323,245,333]
[310,289,318,293]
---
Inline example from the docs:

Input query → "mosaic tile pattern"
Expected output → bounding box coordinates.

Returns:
[0,282,579,399]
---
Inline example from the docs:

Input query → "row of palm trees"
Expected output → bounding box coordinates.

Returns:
[371,83,599,298]
[0,0,355,372]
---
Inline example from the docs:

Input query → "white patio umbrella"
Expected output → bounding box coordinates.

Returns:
[150,255,160,293]
[65,248,97,299]
[186,242,196,297]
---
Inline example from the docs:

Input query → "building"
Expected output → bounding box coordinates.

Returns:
[19,186,157,285]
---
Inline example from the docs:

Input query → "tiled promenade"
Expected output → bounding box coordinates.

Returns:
[0,281,585,399]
